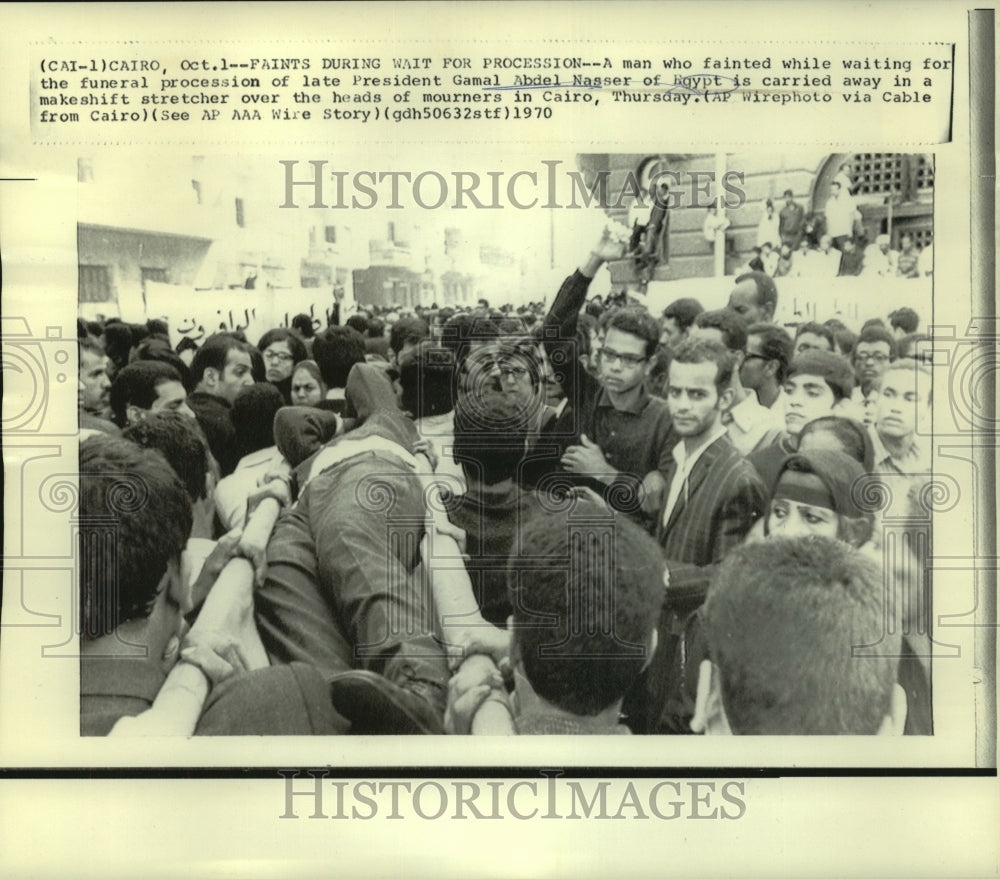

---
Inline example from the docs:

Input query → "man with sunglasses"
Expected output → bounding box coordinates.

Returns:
[541,228,676,526]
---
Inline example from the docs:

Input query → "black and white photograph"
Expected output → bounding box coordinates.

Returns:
[72,150,940,741]
[1,3,995,877]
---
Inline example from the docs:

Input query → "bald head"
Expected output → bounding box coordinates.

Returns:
[727,272,777,324]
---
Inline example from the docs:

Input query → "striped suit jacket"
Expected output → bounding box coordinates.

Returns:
[656,434,766,573]
[625,435,765,733]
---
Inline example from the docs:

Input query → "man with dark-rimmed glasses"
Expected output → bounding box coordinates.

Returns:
[539,228,676,527]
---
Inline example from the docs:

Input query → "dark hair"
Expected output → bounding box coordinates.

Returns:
[662,297,704,332]
[190,333,250,388]
[389,317,430,357]
[855,325,898,360]
[888,307,919,334]
[109,360,184,427]
[746,322,793,382]
[130,335,192,391]
[440,314,500,370]
[695,308,748,353]
[733,271,778,315]
[291,313,315,339]
[367,317,385,339]
[604,307,660,358]
[452,392,528,486]
[311,326,367,388]
[831,327,857,358]
[345,314,370,335]
[256,328,307,365]
[704,536,898,734]
[102,322,136,369]
[508,503,662,716]
[798,415,875,471]
[79,435,192,640]
[175,336,200,356]
[398,341,455,420]
[122,411,210,504]
[146,318,170,338]
[793,321,835,352]
[860,317,888,333]
[786,350,855,402]
[231,382,284,458]
[670,337,735,393]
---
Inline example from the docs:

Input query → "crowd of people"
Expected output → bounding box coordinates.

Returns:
[733,173,933,280]
[77,226,934,738]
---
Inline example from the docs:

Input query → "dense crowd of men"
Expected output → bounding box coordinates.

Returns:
[78,225,934,737]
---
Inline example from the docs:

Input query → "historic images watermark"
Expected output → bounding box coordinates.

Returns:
[278,160,747,211]
[279,771,748,821]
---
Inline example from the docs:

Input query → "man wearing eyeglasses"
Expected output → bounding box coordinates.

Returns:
[541,228,676,526]
[851,325,897,426]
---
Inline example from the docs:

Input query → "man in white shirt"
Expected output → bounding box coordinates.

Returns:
[690,310,783,456]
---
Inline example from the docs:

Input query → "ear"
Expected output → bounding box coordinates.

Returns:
[125,404,146,427]
[165,555,191,616]
[839,515,874,549]
[763,359,779,379]
[717,386,736,412]
[203,366,219,389]
[876,683,908,735]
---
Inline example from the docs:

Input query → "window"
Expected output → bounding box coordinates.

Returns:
[324,225,337,244]
[141,267,168,289]
[235,197,246,228]
[79,265,112,303]
[845,154,934,196]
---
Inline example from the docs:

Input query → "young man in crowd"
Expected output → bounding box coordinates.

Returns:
[213,383,286,532]
[660,297,704,348]
[109,360,194,429]
[122,411,218,542]
[748,348,856,488]
[311,325,368,411]
[889,307,920,338]
[389,316,431,367]
[692,536,906,735]
[442,393,539,629]
[726,270,779,325]
[622,337,765,733]
[541,229,676,526]
[445,501,663,736]
[78,337,117,437]
[793,321,836,356]
[741,322,793,411]
[187,333,256,476]
[80,434,356,736]
[870,360,933,518]
[79,435,198,735]
[689,310,783,456]
[851,324,898,425]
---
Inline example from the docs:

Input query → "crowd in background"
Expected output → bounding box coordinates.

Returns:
[77,226,934,738]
